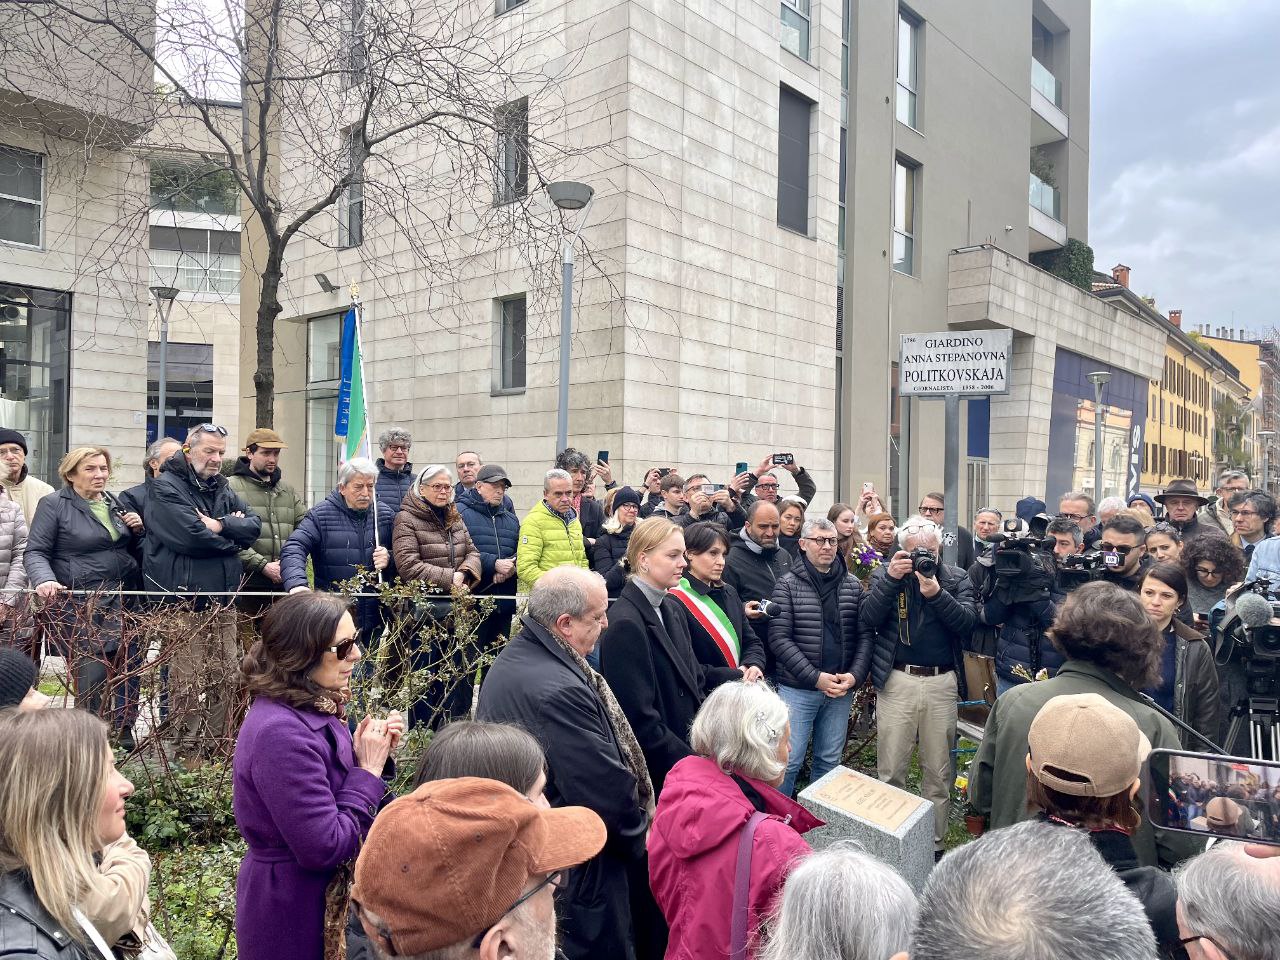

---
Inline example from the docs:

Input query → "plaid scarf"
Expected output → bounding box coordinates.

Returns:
[552,634,655,817]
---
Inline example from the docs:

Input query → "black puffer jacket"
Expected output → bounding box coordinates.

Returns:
[25,487,140,589]
[142,450,260,600]
[862,561,977,696]
[591,525,632,581]
[0,870,93,959]
[768,559,872,689]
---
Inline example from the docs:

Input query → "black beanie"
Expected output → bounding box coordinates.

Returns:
[0,647,37,709]
[614,486,643,510]
[0,429,27,454]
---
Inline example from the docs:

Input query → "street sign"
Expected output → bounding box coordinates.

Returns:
[898,329,1013,396]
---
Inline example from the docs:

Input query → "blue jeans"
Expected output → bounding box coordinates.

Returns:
[777,684,854,797]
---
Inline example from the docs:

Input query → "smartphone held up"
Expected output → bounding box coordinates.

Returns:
[1148,748,1280,847]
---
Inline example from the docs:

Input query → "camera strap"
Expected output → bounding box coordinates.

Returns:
[897,592,911,647]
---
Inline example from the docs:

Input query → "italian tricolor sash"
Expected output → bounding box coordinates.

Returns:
[670,578,741,668]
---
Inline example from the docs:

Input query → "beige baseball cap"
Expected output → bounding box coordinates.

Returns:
[1028,693,1151,797]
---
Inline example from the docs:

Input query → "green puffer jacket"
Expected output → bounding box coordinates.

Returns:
[226,459,308,591]
[516,500,588,596]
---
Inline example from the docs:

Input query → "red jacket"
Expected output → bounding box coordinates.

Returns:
[648,755,823,960]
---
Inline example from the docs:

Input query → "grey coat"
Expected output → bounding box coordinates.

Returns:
[0,496,28,609]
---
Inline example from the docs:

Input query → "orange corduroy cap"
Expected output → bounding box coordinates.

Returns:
[351,777,605,954]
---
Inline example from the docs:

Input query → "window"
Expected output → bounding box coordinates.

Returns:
[780,0,810,60]
[150,159,238,216]
[497,296,526,392]
[895,10,919,128]
[0,284,69,482]
[893,158,917,275]
[0,146,43,247]
[306,312,343,505]
[776,86,812,234]
[495,99,529,204]
[149,226,241,295]
[338,128,364,248]
[343,0,367,85]
[495,0,527,13]
[148,341,212,443]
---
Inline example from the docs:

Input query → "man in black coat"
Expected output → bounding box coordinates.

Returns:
[724,501,792,675]
[672,474,747,531]
[861,514,976,854]
[769,518,873,796]
[477,567,651,960]
[144,424,260,760]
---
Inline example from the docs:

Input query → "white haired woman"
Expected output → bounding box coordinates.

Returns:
[648,681,823,960]
[391,464,481,728]
[759,842,917,960]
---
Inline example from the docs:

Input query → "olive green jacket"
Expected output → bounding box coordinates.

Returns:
[226,459,308,590]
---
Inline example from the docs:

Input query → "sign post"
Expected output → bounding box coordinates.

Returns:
[899,329,1013,567]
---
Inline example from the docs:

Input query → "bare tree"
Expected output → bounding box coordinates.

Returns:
[0,0,622,426]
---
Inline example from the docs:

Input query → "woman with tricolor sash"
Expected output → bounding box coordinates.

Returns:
[669,522,766,682]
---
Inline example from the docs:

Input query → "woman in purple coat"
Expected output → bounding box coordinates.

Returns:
[233,591,404,960]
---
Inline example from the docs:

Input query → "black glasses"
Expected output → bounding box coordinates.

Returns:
[919,505,944,515]
[193,423,228,437]
[805,537,839,547]
[1179,934,1234,959]
[326,637,359,660]
[471,872,564,948]
[1098,542,1133,555]
[1195,565,1221,578]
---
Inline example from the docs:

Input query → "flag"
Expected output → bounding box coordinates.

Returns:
[334,307,369,462]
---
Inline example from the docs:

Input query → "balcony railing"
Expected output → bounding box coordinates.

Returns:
[1029,172,1061,222]
[1032,58,1061,107]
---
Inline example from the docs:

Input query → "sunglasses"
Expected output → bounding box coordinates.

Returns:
[471,872,565,948]
[192,423,228,437]
[1097,542,1133,555]
[1194,565,1220,577]
[326,637,359,660]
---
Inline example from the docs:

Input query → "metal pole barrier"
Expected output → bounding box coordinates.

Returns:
[942,393,960,567]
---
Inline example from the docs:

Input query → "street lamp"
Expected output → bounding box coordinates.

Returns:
[548,181,595,454]
[149,285,179,442]
[1258,430,1275,492]
[1087,371,1111,500]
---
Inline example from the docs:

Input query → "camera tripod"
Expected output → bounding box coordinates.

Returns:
[1225,696,1280,762]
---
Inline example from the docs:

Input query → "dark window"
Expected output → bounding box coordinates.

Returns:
[0,146,43,247]
[339,128,364,248]
[0,284,70,481]
[776,86,812,233]
[148,341,213,443]
[500,296,526,390]
[496,99,529,204]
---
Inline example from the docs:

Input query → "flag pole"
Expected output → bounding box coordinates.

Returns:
[350,283,384,583]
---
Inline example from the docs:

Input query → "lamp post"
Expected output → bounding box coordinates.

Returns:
[548,181,594,455]
[149,285,179,442]
[1259,430,1275,493]
[1087,371,1111,500]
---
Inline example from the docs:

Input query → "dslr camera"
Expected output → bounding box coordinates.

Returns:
[909,547,938,578]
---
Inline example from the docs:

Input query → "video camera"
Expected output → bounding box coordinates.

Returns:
[1214,578,1280,668]
[987,515,1053,582]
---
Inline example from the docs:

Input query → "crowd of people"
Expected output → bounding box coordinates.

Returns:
[0,423,1279,959]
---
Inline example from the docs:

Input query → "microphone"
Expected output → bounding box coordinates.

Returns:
[1233,591,1274,629]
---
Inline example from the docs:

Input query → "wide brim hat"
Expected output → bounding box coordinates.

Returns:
[1154,479,1209,506]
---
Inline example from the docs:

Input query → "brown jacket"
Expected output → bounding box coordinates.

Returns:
[81,834,152,945]
[392,490,482,590]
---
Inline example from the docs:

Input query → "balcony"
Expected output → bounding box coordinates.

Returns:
[1030,58,1068,146]
[1028,172,1065,251]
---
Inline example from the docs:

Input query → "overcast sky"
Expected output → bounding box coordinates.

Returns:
[1090,0,1280,338]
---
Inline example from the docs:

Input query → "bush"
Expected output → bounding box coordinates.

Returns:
[122,759,238,850]
[1030,237,1095,291]
[151,840,243,960]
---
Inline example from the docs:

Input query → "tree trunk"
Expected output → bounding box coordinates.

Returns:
[254,252,285,428]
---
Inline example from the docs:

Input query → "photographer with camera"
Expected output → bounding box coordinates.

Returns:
[674,474,747,531]
[976,518,1064,696]
[725,502,793,675]
[862,516,976,856]
[1096,514,1152,591]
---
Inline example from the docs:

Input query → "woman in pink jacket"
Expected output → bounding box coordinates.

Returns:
[649,680,823,960]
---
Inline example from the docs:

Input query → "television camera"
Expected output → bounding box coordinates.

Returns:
[1212,577,1280,760]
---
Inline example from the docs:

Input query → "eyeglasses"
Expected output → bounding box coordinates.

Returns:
[471,872,565,948]
[192,423,228,437]
[325,637,360,660]
[900,522,937,536]
[1194,565,1221,578]
[1057,512,1089,522]
[805,537,839,547]
[919,505,944,515]
[756,483,779,490]
[424,483,453,492]
[1230,509,1259,518]
[1179,935,1234,959]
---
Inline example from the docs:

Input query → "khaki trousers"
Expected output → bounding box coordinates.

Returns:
[166,609,239,756]
[876,668,958,848]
